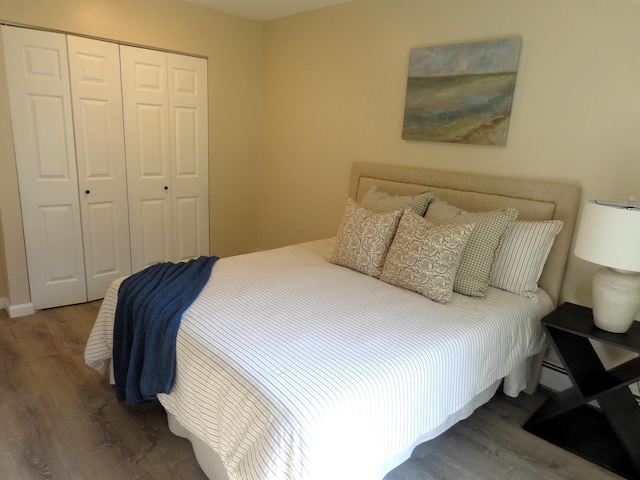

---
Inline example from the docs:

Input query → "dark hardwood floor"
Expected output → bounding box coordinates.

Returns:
[0,302,622,479]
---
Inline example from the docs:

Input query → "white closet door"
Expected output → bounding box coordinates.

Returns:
[2,26,87,309]
[67,35,131,300]
[120,45,173,273]
[168,53,209,262]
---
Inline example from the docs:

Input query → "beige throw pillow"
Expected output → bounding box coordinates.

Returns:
[360,185,434,216]
[381,210,474,304]
[425,200,518,298]
[331,198,402,277]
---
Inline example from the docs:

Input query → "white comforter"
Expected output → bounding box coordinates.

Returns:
[85,238,551,480]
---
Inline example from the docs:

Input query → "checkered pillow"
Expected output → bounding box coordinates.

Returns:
[361,185,434,216]
[425,199,518,298]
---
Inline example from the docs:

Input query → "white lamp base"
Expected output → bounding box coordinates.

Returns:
[592,267,640,333]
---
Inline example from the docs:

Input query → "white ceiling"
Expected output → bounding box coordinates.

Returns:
[179,0,354,21]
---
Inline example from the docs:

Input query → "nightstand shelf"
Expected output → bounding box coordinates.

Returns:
[524,302,640,479]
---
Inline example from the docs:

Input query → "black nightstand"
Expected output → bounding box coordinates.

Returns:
[524,302,640,479]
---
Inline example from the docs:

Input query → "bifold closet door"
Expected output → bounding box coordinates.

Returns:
[121,45,209,274]
[167,53,209,263]
[67,35,131,301]
[3,26,208,308]
[120,46,173,273]
[2,26,87,309]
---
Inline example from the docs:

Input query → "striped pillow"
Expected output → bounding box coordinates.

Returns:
[425,200,518,298]
[361,185,434,216]
[331,198,402,277]
[490,220,563,300]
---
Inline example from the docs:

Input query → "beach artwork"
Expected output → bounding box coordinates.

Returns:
[402,38,521,146]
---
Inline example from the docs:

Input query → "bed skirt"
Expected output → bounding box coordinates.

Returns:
[166,378,503,480]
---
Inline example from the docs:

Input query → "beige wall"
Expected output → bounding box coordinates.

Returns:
[260,0,640,306]
[0,0,262,308]
[2,0,639,312]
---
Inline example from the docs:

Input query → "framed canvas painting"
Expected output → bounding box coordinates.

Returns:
[402,38,521,146]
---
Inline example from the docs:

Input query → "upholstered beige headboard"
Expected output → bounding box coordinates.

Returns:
[349,162,582,306]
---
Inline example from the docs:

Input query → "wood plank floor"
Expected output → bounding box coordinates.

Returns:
[0,302,623,480]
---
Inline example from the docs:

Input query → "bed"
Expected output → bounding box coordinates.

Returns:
[85,162,581,480]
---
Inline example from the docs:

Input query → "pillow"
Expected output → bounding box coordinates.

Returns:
[425,199,518,298]
[331,198,402,277]
[380,210,474,304]
[490,220,563,300]
[360,185,434,216]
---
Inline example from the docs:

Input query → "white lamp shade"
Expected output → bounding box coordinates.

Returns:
[574,200,640,272]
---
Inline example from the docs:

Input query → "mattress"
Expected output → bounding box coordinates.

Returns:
[85,237,552,480]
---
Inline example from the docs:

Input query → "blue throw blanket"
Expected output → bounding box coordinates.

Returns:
[113,255,218,404]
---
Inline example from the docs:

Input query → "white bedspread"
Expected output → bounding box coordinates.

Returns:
[85,238,551,480]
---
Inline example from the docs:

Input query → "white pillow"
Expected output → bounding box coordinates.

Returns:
[490,220,563,300]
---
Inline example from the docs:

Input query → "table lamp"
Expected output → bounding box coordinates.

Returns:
[573,198,640,333]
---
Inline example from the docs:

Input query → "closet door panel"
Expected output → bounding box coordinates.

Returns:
[137,104,167,175]
[2,26,87,309]
[40,206,82,282]
[67,35,131,300]
[121,45,173,273]
[31,96,70,176]
[141,199,172,266]
[175,197,199,261]
[168,53,209,262]
[85,202,120,276]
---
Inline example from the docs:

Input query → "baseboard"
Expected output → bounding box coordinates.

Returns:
[539,361,571,392]
[540,361,640,400]
[7,302,35,318]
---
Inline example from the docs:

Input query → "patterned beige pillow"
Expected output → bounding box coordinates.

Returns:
[361,185,434,216]
[380,210,474,304]
[425,199,518,298]
[331,198,402,277]
[490,220,563,300]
